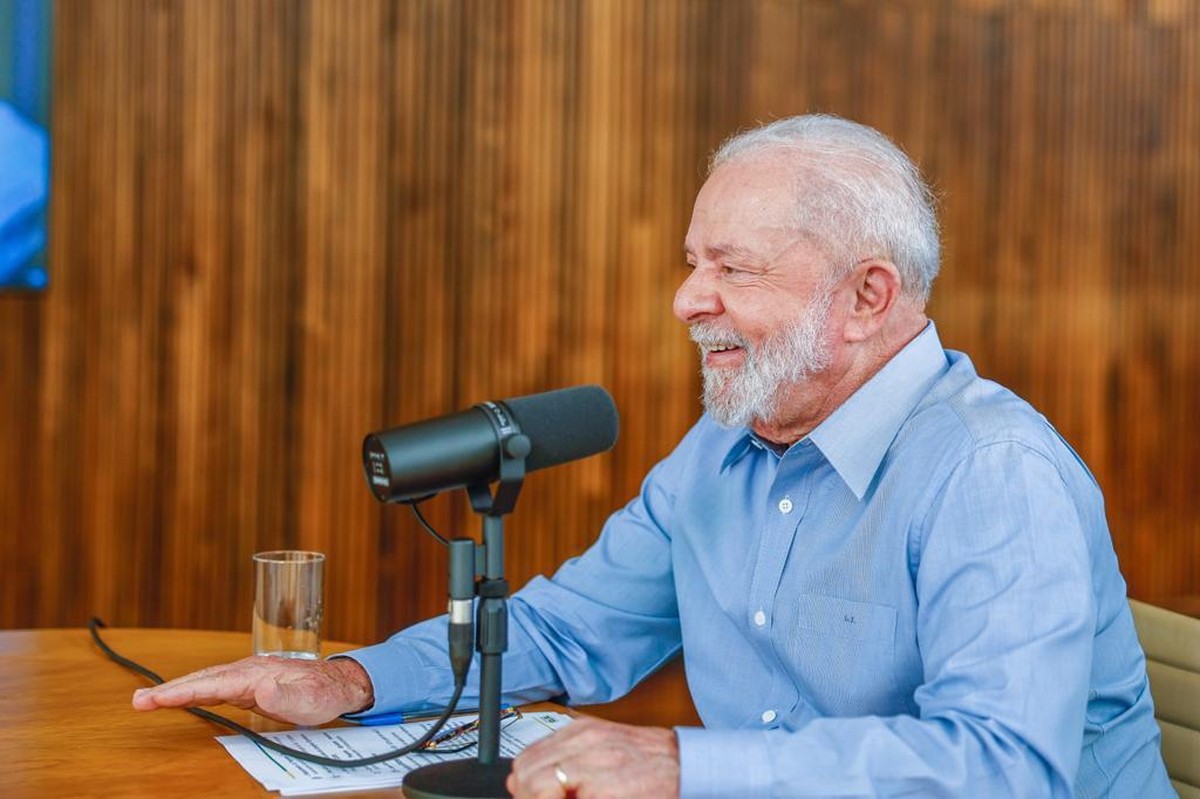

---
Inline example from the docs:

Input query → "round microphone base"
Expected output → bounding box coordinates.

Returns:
[402,757,514,799]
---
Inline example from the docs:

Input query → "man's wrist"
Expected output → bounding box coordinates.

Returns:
[329,656,375,714]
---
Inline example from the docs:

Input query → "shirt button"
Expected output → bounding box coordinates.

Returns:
[753,610,766,627]
[761,710,777,724]
[778,498,793,514]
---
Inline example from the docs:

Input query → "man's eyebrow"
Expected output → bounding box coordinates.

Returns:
[683,242,764,263]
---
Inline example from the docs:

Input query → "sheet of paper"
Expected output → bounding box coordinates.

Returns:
[217,711,572,796]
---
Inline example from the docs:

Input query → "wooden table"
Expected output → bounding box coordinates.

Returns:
[0,626,527,798]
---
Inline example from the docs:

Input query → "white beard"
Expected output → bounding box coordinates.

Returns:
[690,290,834,428]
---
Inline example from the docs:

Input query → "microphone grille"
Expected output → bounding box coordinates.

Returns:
[501,385,619,472]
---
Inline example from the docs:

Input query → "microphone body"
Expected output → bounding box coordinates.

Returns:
[363,385,618,504]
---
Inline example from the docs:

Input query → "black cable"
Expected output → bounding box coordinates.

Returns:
[88,617,465,768]
[407,499,450,545]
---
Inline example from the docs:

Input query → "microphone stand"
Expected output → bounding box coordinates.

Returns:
[402,436,527,799]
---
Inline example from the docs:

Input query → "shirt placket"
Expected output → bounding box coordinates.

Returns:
[744,440,819,729]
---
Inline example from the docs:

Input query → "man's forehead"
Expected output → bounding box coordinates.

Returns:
[686,160,800,243]
[698,165,795,213]
[683,222,805,260]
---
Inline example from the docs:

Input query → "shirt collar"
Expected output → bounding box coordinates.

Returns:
[720,322,948,499]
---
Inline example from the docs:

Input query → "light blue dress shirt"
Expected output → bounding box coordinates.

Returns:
[345,323,1171,798]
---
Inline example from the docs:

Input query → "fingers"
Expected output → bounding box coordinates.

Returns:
[511,717,597,787]
[130,656,374,727]
[131,657,264,711]
[508,718,680,799]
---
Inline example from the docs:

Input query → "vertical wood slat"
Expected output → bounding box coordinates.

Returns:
[1,0,1198,729]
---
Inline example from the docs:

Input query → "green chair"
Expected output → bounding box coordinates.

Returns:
[1129,599,1200,798]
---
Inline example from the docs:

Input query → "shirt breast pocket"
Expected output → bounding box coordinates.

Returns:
[787,594,899,716]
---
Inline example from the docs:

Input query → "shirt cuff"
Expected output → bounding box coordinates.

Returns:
[675,726,774,798]
[331,638,434,720]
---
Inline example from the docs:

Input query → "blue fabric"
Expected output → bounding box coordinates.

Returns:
[0,101,48,286]
[344,322,1171,798]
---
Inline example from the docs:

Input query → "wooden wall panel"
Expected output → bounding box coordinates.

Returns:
[1,0,1198,729]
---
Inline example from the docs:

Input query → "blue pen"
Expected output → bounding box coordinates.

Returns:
[350,705,510,727]
[350,710,436,726]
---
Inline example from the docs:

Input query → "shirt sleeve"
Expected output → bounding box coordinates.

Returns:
[676,441,1096,798]
[339,450,687,718]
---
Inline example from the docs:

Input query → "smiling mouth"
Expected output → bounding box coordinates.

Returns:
[702,344,745,367]
[690,324,746,362]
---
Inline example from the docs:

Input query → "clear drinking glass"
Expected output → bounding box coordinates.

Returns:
[252,550,325,659]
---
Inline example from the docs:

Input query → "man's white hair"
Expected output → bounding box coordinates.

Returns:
[710,114,941,304]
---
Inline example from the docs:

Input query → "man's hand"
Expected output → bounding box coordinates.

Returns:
[130,656,374,726]
[508,717,679,799]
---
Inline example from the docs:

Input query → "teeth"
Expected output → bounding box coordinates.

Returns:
[690,324,743,353]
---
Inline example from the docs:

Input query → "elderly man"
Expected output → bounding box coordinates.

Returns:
[134,115,1171,798]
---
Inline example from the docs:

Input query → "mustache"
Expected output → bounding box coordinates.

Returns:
[688,323,750,351]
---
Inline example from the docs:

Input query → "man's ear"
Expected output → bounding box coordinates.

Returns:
[843,260,902,342]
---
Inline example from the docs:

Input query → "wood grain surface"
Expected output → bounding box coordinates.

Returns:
[0,627,362,797]
[0,627,579,797]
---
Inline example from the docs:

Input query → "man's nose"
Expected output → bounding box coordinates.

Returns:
[673,267,723,323]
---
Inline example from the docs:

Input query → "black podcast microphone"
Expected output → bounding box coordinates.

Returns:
[362,384,619,504]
